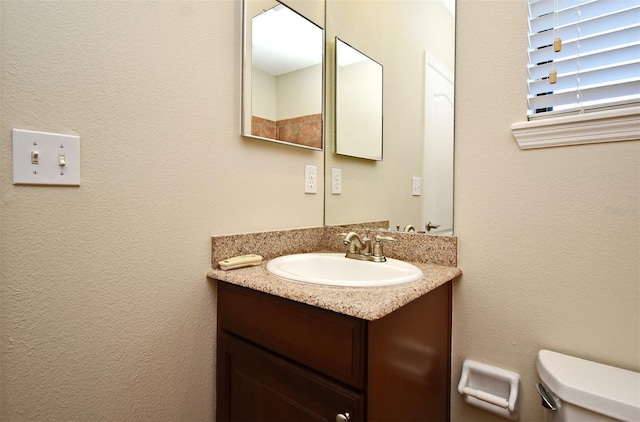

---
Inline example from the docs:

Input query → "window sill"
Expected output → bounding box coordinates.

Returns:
[511,107,640,150]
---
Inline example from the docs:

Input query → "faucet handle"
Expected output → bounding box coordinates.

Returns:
[372,234,396,261]
[425,222,441,232]
[375,234,396,243]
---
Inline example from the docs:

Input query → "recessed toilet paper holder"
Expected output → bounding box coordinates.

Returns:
[458,359,520,420]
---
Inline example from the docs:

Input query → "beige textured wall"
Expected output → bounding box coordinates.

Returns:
[453,1,640,421]
[0,1,3,415]
[251,67,276,120]
[0,1,322,420]
[277,64,322,120]
[2,0,638,420]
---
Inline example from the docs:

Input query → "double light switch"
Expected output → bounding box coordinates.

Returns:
[13,129,80,186]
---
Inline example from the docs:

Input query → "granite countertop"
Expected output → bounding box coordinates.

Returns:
[207,259,461,321]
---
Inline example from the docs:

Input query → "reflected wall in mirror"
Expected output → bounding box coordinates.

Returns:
[335,37,383,161]
[325,0,455,234]
[242,0,324,150]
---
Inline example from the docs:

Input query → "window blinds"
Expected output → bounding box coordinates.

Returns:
[527,0,640,117]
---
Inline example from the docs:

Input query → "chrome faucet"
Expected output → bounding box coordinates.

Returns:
[338,230,396,262]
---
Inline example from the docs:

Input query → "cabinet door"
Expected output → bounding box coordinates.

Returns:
[218,332,363,422]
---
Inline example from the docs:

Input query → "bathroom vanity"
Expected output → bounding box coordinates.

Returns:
[215,278,453,421]
[209,227,461,421]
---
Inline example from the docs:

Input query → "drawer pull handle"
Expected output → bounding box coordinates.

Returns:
[336,412,350,422]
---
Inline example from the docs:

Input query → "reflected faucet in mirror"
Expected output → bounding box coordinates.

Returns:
[425,222,441,233]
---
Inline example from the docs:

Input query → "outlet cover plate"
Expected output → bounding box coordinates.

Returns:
[305,165,317,194]
[331,168,342,194]
[412,176,421,196]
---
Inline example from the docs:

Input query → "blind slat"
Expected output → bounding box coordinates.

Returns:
[530,0,632,33]
[528,79,640,110]
[528,42,640,80]
[529,61,640,96]
[530,5,640,48]
[528,24,639,64]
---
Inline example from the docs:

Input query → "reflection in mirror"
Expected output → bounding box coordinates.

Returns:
[424,54,454,234]
[335,38,383,161]
[324,0,455,234]
[242,0,324,150]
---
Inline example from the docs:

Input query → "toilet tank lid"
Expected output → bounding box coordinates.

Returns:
[537,350,640,422]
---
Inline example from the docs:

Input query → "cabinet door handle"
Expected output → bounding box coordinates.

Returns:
[336,412,350,422]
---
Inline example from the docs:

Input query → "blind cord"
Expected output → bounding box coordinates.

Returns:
[576,2,584,114]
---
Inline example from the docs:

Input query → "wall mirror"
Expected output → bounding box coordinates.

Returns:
[335,37,383,161]
[241,0,324,150]
[324,0,455,235]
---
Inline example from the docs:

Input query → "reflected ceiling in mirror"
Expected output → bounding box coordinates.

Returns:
[242,0,324,150]
[335,37,383,161]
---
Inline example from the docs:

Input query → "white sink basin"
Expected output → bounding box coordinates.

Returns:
[266,253,423,287]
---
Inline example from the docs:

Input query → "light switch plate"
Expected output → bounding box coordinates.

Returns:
[13,129,80,186]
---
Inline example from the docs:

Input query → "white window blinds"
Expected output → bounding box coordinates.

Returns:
[527,0,640,118]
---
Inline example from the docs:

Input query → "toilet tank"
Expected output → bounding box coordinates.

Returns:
[536,350,640,422]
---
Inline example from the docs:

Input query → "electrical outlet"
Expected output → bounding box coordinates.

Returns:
[331,168,342,194]
[412,177,421,196]
[305,165,317,194]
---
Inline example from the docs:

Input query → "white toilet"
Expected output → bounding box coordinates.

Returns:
[536,349,640,422]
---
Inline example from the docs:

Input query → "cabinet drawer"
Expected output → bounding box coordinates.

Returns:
[218,282,365,388]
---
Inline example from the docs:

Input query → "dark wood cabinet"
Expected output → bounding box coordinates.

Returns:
[218,332,363,421]
[216,281,452,421]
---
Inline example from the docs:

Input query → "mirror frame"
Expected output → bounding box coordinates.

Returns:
[334,37,384,161]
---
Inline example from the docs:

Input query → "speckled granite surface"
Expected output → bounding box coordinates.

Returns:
[208,226,461,320]
[320,226,458,267]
